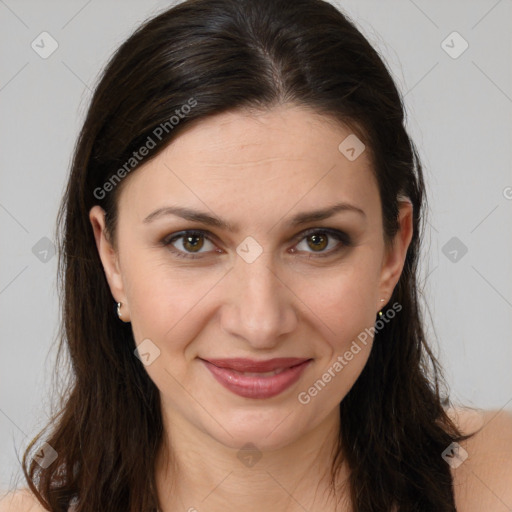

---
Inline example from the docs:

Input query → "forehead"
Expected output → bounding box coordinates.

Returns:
[118,104,379,225]
[161,104,369,167]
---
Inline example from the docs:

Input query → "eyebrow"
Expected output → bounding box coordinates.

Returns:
[142,201,366,231]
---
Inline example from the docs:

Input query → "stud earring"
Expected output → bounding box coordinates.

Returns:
[378,298,385,317]
[117,302,122,319]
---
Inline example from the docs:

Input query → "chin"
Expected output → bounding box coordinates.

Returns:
[202,405,307,452]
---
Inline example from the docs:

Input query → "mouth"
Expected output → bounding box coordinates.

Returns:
[199,357,313,399]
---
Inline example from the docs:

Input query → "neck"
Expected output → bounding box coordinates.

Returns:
[155,407,350,512]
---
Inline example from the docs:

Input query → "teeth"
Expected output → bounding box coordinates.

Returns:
[238,368,287,377]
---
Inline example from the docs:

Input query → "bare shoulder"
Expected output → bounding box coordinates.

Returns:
[445,406,512,512]
[0,488,48,512]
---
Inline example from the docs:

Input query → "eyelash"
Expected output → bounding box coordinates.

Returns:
[161,228,351,260]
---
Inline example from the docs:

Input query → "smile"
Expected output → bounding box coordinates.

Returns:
[200,358,313,399]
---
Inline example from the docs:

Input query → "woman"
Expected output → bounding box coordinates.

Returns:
[2,0,511,510]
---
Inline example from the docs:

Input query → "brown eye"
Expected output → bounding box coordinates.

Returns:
[293,228,350,257]
[182,233,205,252]
[306,233,328,251]
[163,230,217,259]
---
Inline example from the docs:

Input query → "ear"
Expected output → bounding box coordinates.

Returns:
[89,205,130,322]
[378,198,414,309]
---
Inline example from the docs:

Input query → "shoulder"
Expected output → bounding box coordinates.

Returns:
[0,488,48,512]
[445,406,512,512]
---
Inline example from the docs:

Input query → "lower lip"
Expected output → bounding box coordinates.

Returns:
[201,359,312,399]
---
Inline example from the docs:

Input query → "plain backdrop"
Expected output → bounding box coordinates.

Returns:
[1,0,511,493]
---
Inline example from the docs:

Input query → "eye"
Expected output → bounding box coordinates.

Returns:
[162,230,219,259]
[161,228,351,260]
[291,228,350,257]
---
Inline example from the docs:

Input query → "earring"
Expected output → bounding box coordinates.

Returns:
[117,302,122,319]
[378,298,385,317]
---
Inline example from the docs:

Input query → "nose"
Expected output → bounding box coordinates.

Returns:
[220,250,298,349]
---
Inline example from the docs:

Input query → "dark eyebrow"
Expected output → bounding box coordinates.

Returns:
[142,201,366,231]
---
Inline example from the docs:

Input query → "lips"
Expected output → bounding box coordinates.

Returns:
[202,357,311,373]
[200,357,313,399]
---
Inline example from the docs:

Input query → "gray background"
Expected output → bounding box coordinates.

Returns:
[1,0,511,493]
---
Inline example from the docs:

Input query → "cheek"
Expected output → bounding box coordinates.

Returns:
[293,255,380,342]
[295,269,378,411]
[124,263,220,393]
[124,255,222,351]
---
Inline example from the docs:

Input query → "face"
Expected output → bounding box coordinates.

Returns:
[90,104,412,451]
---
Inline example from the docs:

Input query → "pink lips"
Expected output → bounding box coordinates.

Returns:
[200,357,312,399]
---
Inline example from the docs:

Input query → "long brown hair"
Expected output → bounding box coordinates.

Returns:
[20,0,476,510]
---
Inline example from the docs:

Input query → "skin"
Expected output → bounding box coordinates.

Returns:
[447,407,512,512]
[88,104,413,511]
[2,409,511,512]
[1,106,511,512]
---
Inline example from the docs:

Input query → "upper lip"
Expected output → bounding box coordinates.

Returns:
[201,357,312,372]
